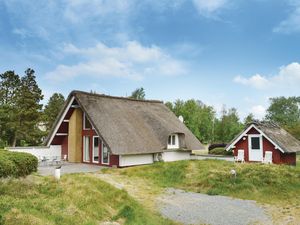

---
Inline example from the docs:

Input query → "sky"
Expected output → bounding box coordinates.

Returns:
[1,0,300,120]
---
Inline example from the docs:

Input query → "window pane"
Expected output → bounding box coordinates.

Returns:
[172,135,175,145]
[84,136,90,162]
[93,137,99,162]
[251,137,260,150]
[84,115,92,129]
[102,144,109,164]
[168,136,171,145]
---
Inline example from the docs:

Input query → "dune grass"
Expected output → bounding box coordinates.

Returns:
[0,174,175,225]
[111,159,300,205]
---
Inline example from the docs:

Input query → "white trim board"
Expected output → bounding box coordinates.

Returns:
[46,96,75,146]
[225,124,284,153]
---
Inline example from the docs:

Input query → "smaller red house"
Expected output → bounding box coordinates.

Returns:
[226,121,300,165]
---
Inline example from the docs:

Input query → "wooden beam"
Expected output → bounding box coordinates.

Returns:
[56,133,68,136]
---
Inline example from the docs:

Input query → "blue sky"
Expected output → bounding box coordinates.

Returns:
[1,0,300,120]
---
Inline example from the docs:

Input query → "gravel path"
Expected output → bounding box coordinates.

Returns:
[157,188,272,225]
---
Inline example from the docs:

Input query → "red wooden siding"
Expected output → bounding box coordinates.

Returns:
[82,121,119,167]
[110,154,119,167]
[233,126,296,165]
[61,136,68,159]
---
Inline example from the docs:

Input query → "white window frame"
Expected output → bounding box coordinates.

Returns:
[83,136,90,162]
[167,134,179,149]
[83,112,94,130]
[101,142,110,165]
[92,136,99,163]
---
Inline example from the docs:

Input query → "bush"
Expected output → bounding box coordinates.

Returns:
[209,147,233,156]
[0,150,38,178]
[208,143,227,151]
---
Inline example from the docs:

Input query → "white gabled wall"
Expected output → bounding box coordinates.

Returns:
[162,151,191,162]
[7,145,62,159]
[119,154,154,167]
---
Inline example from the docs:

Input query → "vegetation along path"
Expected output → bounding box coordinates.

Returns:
[96,171,271,225]
[98,158,300,225]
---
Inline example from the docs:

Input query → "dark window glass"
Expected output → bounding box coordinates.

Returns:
[84,115,92,129]
[168,136,171,145]
[93,137,99,162]
[251,137,260,149]
[172,135,176,145]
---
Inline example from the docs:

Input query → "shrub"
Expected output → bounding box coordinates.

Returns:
[0,150,38,178]
[208,143,227,151]
[209,147,233,156]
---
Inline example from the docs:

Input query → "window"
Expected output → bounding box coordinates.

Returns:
[83,136,90,162]
[172,135,175,145]
[251,137,260,150]
[167,134,179,149]
[83,113,92,130]
[102,143,109,164]
[93,136,99,163]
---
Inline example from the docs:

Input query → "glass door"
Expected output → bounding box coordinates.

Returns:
[248,135,263,161]
[92,136,99,163]
[83,136,90,162]
[101,143,109,165]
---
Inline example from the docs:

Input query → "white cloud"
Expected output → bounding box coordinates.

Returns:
[250,105,266,120]
[45,41,187,81]
[233,74,269,89]
[273,2,300,34]
[192,0,228,16]
[233,62,300,90]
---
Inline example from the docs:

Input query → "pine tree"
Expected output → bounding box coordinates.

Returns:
[0,71,21,146]
[14,69,44,146]
[43,93,65,131]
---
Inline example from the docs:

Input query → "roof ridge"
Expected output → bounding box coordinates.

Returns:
[71,90,163,104]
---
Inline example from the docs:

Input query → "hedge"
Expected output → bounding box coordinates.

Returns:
[209,147,233,156]
[0,150,38,178]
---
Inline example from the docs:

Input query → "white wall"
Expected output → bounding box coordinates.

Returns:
[119,154,153,167]
[162,151,191,162]
[7,145,61,159]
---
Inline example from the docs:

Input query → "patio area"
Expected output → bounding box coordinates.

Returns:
[38,162,104,176]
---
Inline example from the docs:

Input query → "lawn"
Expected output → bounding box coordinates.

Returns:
[108,159,300,205]
[0,174,175,225]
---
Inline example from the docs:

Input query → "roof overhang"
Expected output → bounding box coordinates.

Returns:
[225,124,285,153]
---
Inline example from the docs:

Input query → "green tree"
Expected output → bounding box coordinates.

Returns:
[244,113,255,126]
[265,97,300,127]
[130,87,145,100]
[214,106,243,143]
[14,69,44,146]
[265,96,300,140]
[43,93,65,131]
[166,99,215,144]
[0,71,21,146]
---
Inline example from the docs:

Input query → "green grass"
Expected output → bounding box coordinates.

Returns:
[112,160,300,205]
[0,174,174,225]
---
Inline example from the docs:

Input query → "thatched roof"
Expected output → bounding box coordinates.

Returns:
[46,90,204,155]
[226,121,300,153]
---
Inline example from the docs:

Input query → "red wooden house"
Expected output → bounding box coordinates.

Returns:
[45,91,203,167]
[226,121,300,165]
